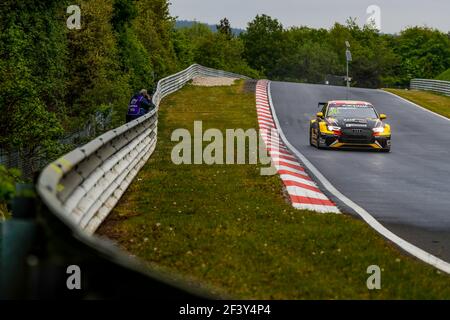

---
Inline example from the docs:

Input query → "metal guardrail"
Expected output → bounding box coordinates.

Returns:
[410,78,450,96]
[37,64,248,236]
[0,64,248,299]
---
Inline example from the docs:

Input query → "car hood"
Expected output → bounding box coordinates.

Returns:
[326,117,382,129]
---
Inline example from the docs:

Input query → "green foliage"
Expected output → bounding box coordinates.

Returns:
[216,18,233,40]
[2,2,448,177]
[178,22,260,78]
[1,0,259,167]
[339,23,399,88]
[117,27,154,93]
[242,16,450,88]
[112,0,137,31]
[273,27,340,83]
[66,0,128,118]
[0,164,21,220]
[435,68,450,81]
[112,0,154,95]
[0,0,188,168]
[132,0,179,78]
[241,14,284,77]
[0,1,66,157]
[394,27,450,83]
[0,165,21,202]
[172,29,195,68]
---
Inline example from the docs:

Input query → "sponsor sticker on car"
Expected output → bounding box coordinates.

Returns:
[346,124,368,128]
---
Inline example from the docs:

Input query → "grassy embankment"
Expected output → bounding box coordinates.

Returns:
[436,68,450,81]
[384,89,450,118]
[98,81,450,299]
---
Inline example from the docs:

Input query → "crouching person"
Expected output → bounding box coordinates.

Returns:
[126,89,156,123]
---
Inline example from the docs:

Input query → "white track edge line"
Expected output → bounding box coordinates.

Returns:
[267,80,450,274]
[258,82,340,215]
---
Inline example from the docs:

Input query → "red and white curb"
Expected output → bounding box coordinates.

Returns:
[255,80,340,214]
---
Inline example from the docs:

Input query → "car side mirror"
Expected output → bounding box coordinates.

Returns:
[316,112,324,118]
[380,114,387,120]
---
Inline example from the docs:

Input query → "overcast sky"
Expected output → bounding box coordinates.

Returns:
[169,0,450,34]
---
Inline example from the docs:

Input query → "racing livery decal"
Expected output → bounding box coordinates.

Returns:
[309,101,391,151]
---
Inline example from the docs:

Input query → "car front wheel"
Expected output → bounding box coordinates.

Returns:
[309,128,315,147]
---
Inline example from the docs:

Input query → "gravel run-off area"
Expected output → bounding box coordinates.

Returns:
[191,77,239,87]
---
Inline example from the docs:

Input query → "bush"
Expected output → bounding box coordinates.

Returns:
[0,165,21,202]
[436,68,450,81]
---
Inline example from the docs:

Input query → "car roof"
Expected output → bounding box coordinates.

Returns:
[328,100,373,106]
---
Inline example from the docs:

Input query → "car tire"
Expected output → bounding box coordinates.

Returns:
[315,130,324,149]
[380,139,391,153]
[309,128,315,147]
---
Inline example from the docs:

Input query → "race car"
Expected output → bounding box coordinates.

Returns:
[309,100,391,152]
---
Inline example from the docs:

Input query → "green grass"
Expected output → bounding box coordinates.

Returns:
[436,68,450,81]
[98,81,450,299]
[384,89,450,119]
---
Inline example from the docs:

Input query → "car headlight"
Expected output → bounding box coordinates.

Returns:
[327,125,341,131]
[372,127,385,133]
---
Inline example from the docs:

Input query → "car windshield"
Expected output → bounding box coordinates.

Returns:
[327,105,378,118]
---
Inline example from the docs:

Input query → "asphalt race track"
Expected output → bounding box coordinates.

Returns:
[270,81,450,262]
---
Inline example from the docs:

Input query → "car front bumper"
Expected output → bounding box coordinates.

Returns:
[319,133,391,149]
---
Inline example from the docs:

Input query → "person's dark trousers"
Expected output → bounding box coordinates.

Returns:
[126,114,140,123]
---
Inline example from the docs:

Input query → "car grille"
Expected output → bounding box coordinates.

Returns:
[341,128,373,144]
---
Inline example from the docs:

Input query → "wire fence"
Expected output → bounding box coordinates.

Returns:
[0,107,113,179]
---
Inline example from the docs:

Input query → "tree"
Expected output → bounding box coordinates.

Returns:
[133,0,179,78]
[179,21,259,78]
[217,18,233,40]
[334,21,400,88]
[0,0,65,158]
[172,28,195,68]
[112,0,137,31]
[65,0,129,119]
[395,27,450,84]
[112,0,154,93]
[241,15,284,77]
[0,164,21,206]
[273,27,341,83]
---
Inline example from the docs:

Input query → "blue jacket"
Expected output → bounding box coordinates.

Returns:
[127,93,154,116]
